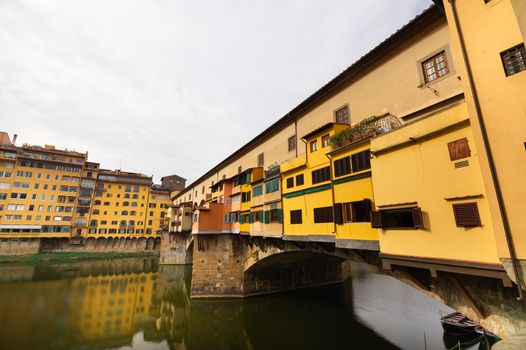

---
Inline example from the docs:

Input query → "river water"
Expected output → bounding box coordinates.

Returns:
[0,257,482,350]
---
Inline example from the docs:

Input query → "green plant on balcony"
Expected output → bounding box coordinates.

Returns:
[330,114,400,149]
[265,162,280,178]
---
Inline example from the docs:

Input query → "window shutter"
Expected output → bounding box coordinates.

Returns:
[334,203,343,224]
[248,212,254,224]
[370,211,383,228]
[363,199,372,222]
[452,203,481,227]
[240,214,245,224]
[264,210,270,224]
[277,209,283,224]
[412,207,424,229]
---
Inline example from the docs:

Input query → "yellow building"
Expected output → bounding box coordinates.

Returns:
[170,3,524,289]
[0,133,175,253]
[281,123,348,242]
[439,0,526,290]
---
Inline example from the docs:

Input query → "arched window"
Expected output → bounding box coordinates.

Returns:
[128,220,135,227]
[89,220,98,227]
[130,211,137,215]
[92,209,100,215]
[132,194,138,199]
[123,201,129,207]
[119,220,126,227]
[94,200,101,205]
[124,194,130,199]
[121,210,128,216]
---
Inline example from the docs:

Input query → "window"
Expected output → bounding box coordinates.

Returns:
[265,178,279,193]
[448,138,471,161]
[286,177,294,189]
[313,207,333,223]
[269,208,281,223]
[258,153,264,167]
[342,199,372,223]
[452,203,481,227]
[371,207,423,229]
[238,166,242,174]
[351,150,371,172]
[290,210,302,224]
[312,166,331,184]
[321,134,330,148]
[252,185,263,197]
[422,51,449,83]
[295,174,304,186]
[310,140,318,152]
[335,106,349,124]
[288,136,296,152]
[334,157,351,177]
[241,191,251,202]
[501,44,526,76]
[254,210,262,222]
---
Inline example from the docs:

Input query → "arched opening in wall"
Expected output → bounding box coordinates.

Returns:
[244,251,346,297]
[154,237,161,250]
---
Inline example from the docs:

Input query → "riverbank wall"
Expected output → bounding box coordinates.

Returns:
[0,236,161,256]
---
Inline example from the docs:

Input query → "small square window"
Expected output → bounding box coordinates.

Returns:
[258,152,264,167]
[452,203,481,227]
[422,51,449,83]
[295,174,304,186]
[335,106,350,124]
[310,140,318,153]
[321,134,330,148]
[288,136,296,152]
[286,177,294,189]
[501,44,526,76]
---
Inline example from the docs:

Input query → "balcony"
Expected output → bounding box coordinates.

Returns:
[330,114,401,150]
[264,163,280,179]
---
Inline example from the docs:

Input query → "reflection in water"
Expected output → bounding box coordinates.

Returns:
[0,259,458,350]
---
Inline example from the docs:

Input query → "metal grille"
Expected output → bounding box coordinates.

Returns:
[501,44,526,76]
[422,51,449,83]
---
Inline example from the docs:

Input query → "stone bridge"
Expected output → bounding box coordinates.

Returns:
[160,232,526,338]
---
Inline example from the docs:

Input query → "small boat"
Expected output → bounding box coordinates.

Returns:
[443,332,484,350]
[441,311,479,336]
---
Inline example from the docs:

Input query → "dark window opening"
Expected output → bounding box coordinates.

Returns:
[290,210,302,225]
[295,174,304,186]
[313,206,333,223]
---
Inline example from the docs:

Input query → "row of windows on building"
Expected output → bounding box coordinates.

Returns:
[3,214,72,222]
[288,201,481,228]
[222,209,283,224]
[87,228,153,234]
[0,203,74,212]
[94,192,146,199]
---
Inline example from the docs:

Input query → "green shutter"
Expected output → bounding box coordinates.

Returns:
[249,212,254,223]
[277,209,283,224]
[240,214,245,224]
[264,210,270,224]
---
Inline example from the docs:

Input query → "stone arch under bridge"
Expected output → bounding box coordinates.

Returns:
[180,233,526,337]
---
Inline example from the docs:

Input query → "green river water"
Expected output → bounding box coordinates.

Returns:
[0,256,481,350]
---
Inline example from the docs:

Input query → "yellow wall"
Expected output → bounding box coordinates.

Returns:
[442,0,526,260]
[332,142,378,243]
[371,101,500,264]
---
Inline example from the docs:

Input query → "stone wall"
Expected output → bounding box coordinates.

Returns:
[191,234,245,298]
[159,232,193,265]
[0,238,41,255]
[0,237,161,255]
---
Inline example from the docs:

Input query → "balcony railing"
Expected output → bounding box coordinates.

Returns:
[331,114,401,149]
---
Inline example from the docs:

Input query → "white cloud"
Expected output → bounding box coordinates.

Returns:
[0,0,431,183]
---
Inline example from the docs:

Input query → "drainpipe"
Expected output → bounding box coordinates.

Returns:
[448,0,523,299]
[326,154,337,235]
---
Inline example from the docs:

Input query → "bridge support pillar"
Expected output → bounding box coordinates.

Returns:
[191,234,245,298]
[160,231,193,265]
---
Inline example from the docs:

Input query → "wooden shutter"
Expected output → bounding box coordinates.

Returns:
[412,207,424,229]
[334,203,343,224]
[370,211,383,228]
[248,212,254,224]
[363,199,372,222]
[264,210,270,224]
[240,214,245,224]
[453,203,481,227]
[448,138,471,161]
[277,209,283,224]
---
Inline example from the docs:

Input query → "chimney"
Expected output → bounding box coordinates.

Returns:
[12,134,17,145]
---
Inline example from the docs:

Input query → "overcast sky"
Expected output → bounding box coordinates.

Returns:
[0,0,431,184]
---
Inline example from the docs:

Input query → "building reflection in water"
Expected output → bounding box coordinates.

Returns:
[0,259,411,350]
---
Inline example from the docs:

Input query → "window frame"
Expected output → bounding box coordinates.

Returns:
[334,105,350,124]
